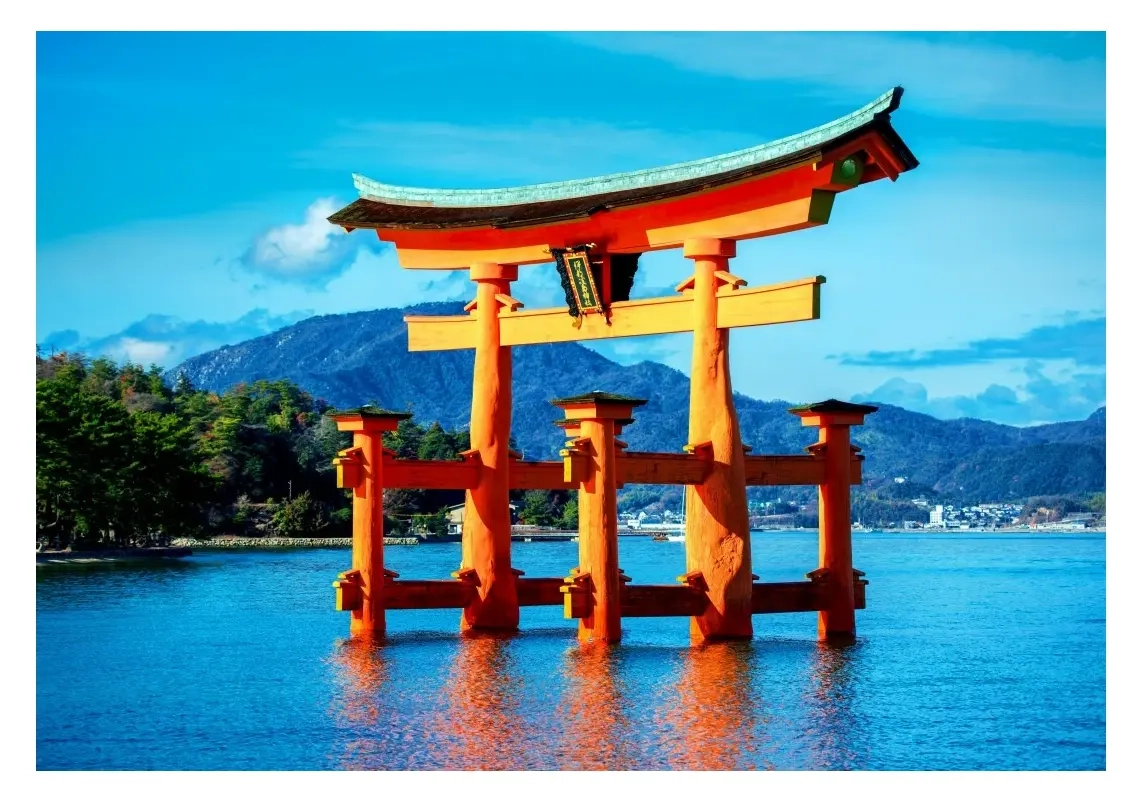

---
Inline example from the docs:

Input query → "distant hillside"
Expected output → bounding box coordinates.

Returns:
[172,303,1106,503]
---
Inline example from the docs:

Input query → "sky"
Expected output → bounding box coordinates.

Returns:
[35,31,1106,426]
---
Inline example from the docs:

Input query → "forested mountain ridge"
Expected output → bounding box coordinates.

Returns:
[172,302,1105,504]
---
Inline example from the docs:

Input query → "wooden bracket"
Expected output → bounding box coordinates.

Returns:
[451,567,481,587]
[494,293,524,312]
[714,270,747,290]
[458,449,483,466]
[805,568,830,584]
[382,568,400,580]
[511,567,526,577]
[463,298,478,313]
[559,437,593,485]
[333,570,364,612]
[675,274,697,293]
[559,570,593,620]
[676,570,708,592]
[740,443,753,455]
[805,441,826,457]
[682,441,714,462]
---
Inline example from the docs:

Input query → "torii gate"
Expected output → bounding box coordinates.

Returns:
[327,87,917,645]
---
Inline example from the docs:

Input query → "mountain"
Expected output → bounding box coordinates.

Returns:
[172,302,1105,503]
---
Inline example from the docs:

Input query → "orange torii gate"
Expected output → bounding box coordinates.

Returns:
[328,88,917,645]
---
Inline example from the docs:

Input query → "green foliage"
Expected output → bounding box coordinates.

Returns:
[411,508,450,538]
[35,352,355,547]
[37,353,215,547]
[270,491,329,537]
[518,490,558,527]
[556,492,579,530]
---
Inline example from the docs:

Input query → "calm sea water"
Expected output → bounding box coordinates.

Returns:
[36,531,1105,770]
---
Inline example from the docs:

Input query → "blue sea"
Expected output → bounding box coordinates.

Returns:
[36,531,1105,770]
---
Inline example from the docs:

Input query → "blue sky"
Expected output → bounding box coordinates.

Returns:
[35,31,1105,426]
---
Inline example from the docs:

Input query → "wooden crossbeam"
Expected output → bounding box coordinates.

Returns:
[516,577,565,607]
[617,452,712,486]
[621,584,707,618]
[744,455,826,486]
[509,460,573,490]
[376,578,865,613]
[405,276,824,352]
[750,580,867,614]
[383,457,481,489]
[380,452,860,492]
[383,580,477,610]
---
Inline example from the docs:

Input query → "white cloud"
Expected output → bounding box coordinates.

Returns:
[853,362,1105,426]
[104,337,175,366]
[241,198,372,286]
[67,308,315,369]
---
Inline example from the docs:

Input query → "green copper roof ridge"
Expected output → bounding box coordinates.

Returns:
[352,88,902,209]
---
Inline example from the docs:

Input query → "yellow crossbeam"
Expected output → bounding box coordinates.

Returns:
[405,275,824,352]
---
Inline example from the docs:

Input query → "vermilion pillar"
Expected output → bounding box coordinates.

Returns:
[332,408,410,636]
[554,392,646,644]
[461,262,520,631]
[682,237,754,642]
[789,400,877,643]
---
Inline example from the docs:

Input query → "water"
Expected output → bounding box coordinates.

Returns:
[36,531,1105,770]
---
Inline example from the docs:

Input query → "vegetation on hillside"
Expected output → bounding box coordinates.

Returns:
[37,341,1106,548]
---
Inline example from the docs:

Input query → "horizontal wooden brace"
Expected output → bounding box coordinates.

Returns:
[509,460,573,490]
[621,584,708,618]
[516,577,565,607]
[750,580,867,614]
[405,276,823,351]
[383,457,481,489]
[617,452,712,486]
[744,455,826,486]
[383,580,477,610]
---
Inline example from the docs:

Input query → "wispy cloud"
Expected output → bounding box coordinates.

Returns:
[565,32,1104,127]
[57,308,315,368]
[297,120,754,184]
[239,198,380,288]
[853,362,1105,426]
[832,317,1104,369]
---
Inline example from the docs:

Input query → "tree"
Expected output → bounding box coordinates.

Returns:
[411,508,449,539]
[556,492,579,531]
[270,491,330,537]
[518,490,558,526]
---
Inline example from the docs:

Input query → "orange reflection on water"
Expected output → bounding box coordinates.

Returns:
[658,642,767,770]
[329,635,390,769]
[555,643,631,769]
[431,633,527,770]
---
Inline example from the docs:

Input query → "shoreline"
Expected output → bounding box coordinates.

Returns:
[39,526,1106,563]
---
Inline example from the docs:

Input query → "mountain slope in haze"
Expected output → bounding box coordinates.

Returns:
[172,303,1105,502]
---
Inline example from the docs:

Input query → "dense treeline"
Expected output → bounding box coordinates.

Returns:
[35,352,498,548]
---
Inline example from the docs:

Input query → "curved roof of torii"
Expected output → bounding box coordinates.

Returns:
[328,87,918,232]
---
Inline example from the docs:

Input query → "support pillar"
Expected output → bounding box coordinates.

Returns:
[789,400,878,643]
[461,262,520,631]
[681,237,753,642]
[331,408,411,636]
[554,392,646,644]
